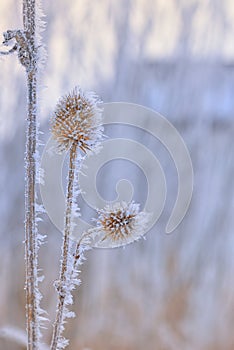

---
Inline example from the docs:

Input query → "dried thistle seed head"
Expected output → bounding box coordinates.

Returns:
[51,86,103,153]
[95,201,151,247]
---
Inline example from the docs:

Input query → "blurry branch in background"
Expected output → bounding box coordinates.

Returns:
[0,1,46,349]
[0,327,49,350]
[0,327,28,348]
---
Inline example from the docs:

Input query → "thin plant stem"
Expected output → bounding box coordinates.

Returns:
[0,45,17,55]
[72,228,98,272]
[72,233,89,270]
[51,142,78,350]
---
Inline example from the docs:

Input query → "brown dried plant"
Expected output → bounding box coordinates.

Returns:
[50,87,103,350]
[1,1,46,349]
[0,3,151,349]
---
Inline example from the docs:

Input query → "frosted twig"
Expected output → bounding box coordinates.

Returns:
[1,1,46,348]
[23,6,39,350]
[23,1,45,349]
[71,229,97,272]
[0,44,18,55]
[50,143,78,350]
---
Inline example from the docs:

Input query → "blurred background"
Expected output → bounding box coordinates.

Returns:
[0,0,234,349]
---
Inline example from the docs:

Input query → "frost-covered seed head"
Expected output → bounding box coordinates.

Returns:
[96,201,151,247]
[51,86,103,153]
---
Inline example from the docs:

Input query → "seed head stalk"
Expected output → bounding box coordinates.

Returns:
[50,143,77,350]
[50,87,103,349]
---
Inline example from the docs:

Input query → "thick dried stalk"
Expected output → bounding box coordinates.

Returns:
[25,70,38,350]
[0,0,43,348]
[23,1,39,349]
[51,142,78,350]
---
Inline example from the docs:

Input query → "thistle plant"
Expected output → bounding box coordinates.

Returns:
[71,201,151,271]
[95,201,151,247]
[50,87,103,350]
[49,87,151,349]
[1,2,151,349]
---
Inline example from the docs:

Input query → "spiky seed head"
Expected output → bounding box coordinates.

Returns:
[51,86,103,153]
[95,201,151,247]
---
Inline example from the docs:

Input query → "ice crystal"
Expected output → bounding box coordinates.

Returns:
[95,201,151,247]
[51,86,103,154]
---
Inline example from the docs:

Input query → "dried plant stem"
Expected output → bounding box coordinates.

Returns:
[23,1,39,349]
[72,229,97,271]
[1,0,44,347]
[51,142,78,350]
[25,70,38,350]
[72,234,89,270]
